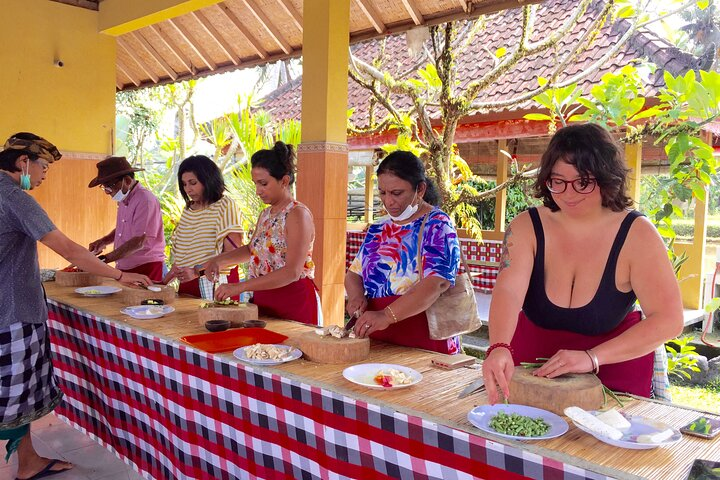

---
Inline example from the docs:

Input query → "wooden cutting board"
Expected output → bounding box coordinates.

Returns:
[55,270,103,287]
[197,303,259,326]
[296,331,370,364]
[120,285,176,305]
[508,366,604,415]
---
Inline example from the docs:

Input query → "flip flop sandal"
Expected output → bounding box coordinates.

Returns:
[15,459,71,480]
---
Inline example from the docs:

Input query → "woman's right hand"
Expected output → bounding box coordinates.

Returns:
[118,272,152,287]
[482,347,516,404]
[346,295,367,318]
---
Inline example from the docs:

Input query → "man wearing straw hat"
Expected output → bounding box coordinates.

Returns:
[87,156,166,282]
[0,133,151,480]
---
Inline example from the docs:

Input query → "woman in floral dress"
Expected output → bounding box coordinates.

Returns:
[203,142,320,325]
[345,151,462,353]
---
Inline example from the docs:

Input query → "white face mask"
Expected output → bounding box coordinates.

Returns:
[388,190,419,222]
[111,182,129,203]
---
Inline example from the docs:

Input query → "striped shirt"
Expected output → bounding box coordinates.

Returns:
[171,196,242,270]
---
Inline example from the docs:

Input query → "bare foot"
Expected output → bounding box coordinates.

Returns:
[16,457,73,480]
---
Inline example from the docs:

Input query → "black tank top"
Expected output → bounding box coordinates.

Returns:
[522,207,642,336]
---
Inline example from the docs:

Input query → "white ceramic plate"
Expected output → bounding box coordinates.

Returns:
[468,404,569,441]
[75,285,122,297]
[233,345,302,365]
[342,363,422,390]
[572,411,682,449]
[121,305,175,320]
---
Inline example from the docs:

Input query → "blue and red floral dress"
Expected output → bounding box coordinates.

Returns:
[349,208,462,353]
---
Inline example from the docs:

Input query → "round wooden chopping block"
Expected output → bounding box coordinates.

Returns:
[55,270,103,287]
[120,285,176,306]
[508,366,604,415]
[297,331,370,364]
[197,303,259,327]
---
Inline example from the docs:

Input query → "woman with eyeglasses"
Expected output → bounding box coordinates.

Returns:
[482,123,683,404]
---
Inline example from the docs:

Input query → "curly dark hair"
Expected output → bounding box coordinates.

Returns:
[177,155,226,207]
[250,141,297,185]
[376,151,441,206]
[533,123,633,212]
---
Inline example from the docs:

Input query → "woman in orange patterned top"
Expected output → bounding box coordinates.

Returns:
[203,142,321,325]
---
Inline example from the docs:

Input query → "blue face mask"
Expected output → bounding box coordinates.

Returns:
[20,161,31,190]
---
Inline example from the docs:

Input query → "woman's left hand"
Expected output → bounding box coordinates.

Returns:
[215,283,243,301]
[533,349,595,378]
[353,310,392,339]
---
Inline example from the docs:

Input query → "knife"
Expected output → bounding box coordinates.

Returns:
[345,310,361,334]
[458,378,485,399]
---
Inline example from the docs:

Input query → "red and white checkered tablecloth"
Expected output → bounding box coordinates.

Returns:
[47,299,611,480]
[346,231,500,293]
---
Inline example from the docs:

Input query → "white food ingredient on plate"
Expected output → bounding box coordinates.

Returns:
[147,286,162,292]
[637,429,674,444]
[377,368,413,385]
[564,406,623,440]
[140,306,165,316]
[595,408,631,430]
[314,325,350,339]
[245,343,291,361]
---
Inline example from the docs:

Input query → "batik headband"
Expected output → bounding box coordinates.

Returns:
[2,136,62,163]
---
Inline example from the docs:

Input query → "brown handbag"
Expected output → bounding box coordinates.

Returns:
[416,213,482,340]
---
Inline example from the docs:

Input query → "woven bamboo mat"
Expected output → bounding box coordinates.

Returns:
[45,282,720,480]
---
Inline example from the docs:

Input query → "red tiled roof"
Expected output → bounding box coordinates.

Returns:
[261,0,697,129]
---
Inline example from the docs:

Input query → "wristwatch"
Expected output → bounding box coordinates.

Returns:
[98,255,108,263]
[194,264,206,276]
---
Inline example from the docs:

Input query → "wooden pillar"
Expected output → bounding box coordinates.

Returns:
[494,139,508,235]
[625,142,642,205]
[364,165,374,223]
[296,0,351,326]
[674,131,711,309]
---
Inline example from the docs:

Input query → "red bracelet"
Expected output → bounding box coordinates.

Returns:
[486,342,514,359]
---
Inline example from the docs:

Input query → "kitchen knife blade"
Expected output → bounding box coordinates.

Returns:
[344,311,360,333]
[458,378,485,399]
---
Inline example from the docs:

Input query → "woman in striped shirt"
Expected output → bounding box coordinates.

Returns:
[163,155,244,298]
[201,142,321,325]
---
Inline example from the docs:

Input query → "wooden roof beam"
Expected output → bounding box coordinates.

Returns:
[215,3,269,60]
[116,57,142,87]
[400,0,424,25]
[150,24,194,73]
[99,0,224,36]
[168,18,217,71]
[276,0,303,32]
[355,0,386,34]
[455,0,470,13]
[117,37,160,83]
[240,0,294,54]
[130,31,179,80]
[191,10,239,66]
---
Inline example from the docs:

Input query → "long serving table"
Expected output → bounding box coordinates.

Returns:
[44,282,719,480]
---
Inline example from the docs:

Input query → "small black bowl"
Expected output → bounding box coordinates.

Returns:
[141,299,165,306]
[242,320,266,329]
[204,320,231,332]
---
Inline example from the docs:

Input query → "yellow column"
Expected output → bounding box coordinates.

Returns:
[296,0,351,326]
[674,133,711,309]
[625,142,642,205]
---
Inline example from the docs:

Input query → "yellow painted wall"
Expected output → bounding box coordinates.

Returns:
[1,0,118,267]
[0,0,116,153]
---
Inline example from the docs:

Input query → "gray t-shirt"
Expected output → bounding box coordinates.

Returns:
[0,173,56,328]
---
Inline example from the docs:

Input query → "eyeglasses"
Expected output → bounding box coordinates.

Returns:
[100,179,122,193]
[546,177,597,194]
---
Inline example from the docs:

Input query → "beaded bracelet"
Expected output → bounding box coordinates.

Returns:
[384,305,399,324]
[486,342,514,358]
[585,349,600,374]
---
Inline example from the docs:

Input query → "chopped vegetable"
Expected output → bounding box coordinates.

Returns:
[489,412,550,437]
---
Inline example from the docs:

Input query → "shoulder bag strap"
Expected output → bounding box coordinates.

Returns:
[415,213,431,280]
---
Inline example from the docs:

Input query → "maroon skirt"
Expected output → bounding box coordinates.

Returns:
[367,296,458,354]
[123,261,164,283]
[510,310,653,397]
[178,266,240,299]
[252,277,320,325]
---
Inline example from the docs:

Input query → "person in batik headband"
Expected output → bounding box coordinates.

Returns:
[0,132,62,191]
